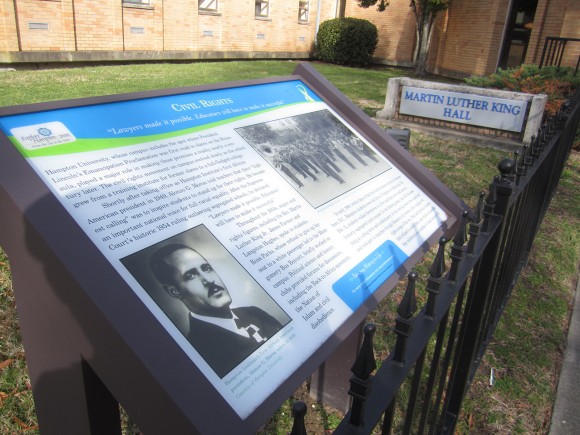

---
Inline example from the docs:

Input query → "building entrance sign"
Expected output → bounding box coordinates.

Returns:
[400,85,528,132]
[377,78,547,145]
[0,63,463,433]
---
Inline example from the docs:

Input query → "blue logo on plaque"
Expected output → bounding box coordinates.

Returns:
[38,127,52,136]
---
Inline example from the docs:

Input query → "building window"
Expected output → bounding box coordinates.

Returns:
[123,0,151,5]
[255,0,269,18]
[199,0,218,12]
[298,0,309,23]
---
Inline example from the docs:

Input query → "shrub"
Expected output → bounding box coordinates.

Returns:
[315,18,378,67]
[464,65,579,116]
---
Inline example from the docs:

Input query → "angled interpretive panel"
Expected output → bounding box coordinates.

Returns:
[0,63,463,432]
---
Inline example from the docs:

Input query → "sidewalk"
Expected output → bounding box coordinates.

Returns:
[549,274,580,434]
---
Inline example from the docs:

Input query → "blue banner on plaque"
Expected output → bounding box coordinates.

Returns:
[333,241,407,311]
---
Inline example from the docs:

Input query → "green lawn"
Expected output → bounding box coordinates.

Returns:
[0,61,578,434]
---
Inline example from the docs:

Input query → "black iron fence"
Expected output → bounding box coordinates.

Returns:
[539,37,580,75]
[289,89,580,434]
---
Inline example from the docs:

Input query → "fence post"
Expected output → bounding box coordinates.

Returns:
[290,401,307,435]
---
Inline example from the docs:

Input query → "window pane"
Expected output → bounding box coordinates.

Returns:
[199,0,218,11]
[298,0,309,22]
[255,0,269,18]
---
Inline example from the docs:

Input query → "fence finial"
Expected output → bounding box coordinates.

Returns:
[429,236,448,279]
[486,177,499,205]
[468,194,486,254]
[426,237,447,317]
[453,210,470,247]
[351,324,377,379]
[534,129,543,156]
[348,323,376,428]
[474,191,486,224]
[398,271,418,319]
[481,177,499,232]
[498,158,515,183]
[290,401,307,435]
[393,272,418,365]
[449,210,469,281]
[538,125,548,151]
[520,143,530,174]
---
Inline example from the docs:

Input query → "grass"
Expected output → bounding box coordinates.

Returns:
[459,150,580,434]
[0,247,37,432]
[0,60,578,434]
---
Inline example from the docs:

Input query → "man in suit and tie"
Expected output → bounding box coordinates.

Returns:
[149,243,283,378]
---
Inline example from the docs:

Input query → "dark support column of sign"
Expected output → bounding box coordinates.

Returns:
[310,323,363,412]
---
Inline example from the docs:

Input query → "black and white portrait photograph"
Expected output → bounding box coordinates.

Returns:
[235,109,392,208]
[121,225,291,378]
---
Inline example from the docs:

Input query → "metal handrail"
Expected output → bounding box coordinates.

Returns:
[539,37,580,75]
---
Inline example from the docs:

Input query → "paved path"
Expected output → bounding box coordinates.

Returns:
[549,274,580,434]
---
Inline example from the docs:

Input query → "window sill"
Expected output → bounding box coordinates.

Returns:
[255,17,272,22]
[122,3,154,10]
[199,10,221,16]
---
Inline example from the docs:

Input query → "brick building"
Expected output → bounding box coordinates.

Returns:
[0,0,578,78]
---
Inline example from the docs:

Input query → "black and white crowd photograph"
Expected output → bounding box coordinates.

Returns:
[235,109,391,208]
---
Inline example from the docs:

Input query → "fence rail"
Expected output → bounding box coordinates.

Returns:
[290,89,580,434]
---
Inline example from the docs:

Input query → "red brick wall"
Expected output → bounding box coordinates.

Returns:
[560,0,580,68]
[0,0,19,51]
[74,0,123,50]
[1,0,577,76]
[122,3,162,50]
[432,0,508,77]
[3,0,319,54]
[342,0,416,64]
[528,0,580,68]
[11,0,71,51]
[163,0,197,50]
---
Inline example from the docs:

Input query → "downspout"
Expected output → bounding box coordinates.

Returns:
[314,0,323,44]
[72,0,78,51]
[530,0,551,63]
[12,0,22,51]
[337,0,346,18]
[121,1,125,51]
[316,0,343,44]
[496,0,515,70]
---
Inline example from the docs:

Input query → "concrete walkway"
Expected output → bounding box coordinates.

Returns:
[549,274,580,434]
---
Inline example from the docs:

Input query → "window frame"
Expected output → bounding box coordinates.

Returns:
[199,0,219,13]
[255,0,270,19]
[298,0,309,23]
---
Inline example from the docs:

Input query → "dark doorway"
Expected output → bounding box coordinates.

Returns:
[498,0,538,69]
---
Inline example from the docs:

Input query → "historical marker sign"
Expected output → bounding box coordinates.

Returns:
[0,63,463,432]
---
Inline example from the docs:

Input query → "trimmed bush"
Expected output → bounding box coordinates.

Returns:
[464,65,579,116]
[315,18,378,67]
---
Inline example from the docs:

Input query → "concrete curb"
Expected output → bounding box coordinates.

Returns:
[549,270,580,434]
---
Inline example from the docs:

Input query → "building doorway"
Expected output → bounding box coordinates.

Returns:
[498,0,538,69]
